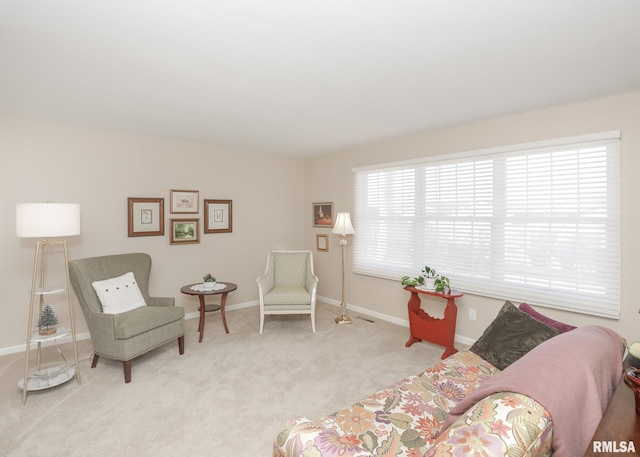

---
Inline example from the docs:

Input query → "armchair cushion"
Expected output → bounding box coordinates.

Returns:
[273,254,308,286]
[114,305,185,340]
[263,285,311,305]
[91,271,147,314]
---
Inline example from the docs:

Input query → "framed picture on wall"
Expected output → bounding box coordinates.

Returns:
[312,202,333,227]
[170,218,200,244]
[204,199,232,233]
[128,197,164,237]
[316,234,329,252]
[170,189,199,214]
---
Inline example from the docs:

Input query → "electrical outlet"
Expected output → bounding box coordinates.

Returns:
[469,308,477,321]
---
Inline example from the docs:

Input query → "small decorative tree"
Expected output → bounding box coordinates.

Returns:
[37,304,59,336]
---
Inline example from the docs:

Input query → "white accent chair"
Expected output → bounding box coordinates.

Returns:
[257,250,319,334]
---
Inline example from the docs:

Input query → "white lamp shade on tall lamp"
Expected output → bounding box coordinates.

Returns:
[16,203,81,238]
[332,212,355,235]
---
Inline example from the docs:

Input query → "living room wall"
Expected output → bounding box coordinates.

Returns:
[306,90,640,345]
[0,116,306,351]
[2,90,638,353]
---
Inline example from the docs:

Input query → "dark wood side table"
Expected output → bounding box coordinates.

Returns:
[404,286,463,359]
[180,282,237,343]
[584,356,640,456]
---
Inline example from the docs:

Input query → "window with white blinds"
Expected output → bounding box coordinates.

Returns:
[353,131,621,318]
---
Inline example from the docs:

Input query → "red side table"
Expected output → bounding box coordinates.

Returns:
[404,286,463,359]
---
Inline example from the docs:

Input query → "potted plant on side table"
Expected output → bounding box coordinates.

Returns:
[202,273,217,290]
[401,266,451,293]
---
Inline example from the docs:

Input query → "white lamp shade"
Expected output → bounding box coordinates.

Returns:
[332,212,355,235]
[16,203,81,238]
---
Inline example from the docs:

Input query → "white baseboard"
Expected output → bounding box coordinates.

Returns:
[0,300,261,357]
[318,295,476,347]
[184,299,259,320]
[0,298,475,356]
[0,332,93,357]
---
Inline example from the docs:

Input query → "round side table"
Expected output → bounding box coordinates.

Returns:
[180,282,238,343]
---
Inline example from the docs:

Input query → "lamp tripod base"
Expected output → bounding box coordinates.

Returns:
[335,303,352,325]
[335,314,352,324]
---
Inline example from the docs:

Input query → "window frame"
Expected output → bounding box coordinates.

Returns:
[352,131,621,318]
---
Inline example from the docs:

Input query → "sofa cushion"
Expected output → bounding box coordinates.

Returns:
[91,271,147,314]
[114,305,185,340]
[519,302,577,333]
[470,300,560,370]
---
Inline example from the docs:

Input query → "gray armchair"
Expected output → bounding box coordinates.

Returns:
[257,250,318,334]
[68,253,185,383]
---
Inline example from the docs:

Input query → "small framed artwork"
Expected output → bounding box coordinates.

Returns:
[170,189,199,214]
[170,218,200,244]
[316,234,329,252]
[128,197,164,237]
[204,199,232,233]
[312,202,334,227]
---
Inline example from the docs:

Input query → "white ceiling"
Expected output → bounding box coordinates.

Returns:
[1,1,639,156]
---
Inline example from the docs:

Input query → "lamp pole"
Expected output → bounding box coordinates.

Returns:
[336,234,351,324]
[332,212,355,325]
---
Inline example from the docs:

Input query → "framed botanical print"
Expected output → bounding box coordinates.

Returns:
[312,202,333,227]
[170,218,200,244]
[204,199,232,233]
[128,197,164,237]
[170,189,199,214]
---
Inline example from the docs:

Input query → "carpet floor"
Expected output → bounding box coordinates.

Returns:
[0,302,444,457]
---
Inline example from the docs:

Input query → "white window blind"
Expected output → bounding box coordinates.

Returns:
[353,131,621,318]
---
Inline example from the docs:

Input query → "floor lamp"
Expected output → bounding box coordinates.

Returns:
[16,202,82,404]
[333,212,355,324]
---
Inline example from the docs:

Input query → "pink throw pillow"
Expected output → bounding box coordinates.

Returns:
[519,303,576,333]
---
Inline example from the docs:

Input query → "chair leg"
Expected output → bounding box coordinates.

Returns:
[123,360,132,383]
[91,354,100,368]
[260,313,265,334]
[178,335,185,355]
[311,313,316,333]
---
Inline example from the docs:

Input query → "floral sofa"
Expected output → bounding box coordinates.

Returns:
[273,302,624,457]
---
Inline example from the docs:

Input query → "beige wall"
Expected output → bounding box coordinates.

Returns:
[305,91,640,345]
[2,90,639,353]
[0,116,305,351]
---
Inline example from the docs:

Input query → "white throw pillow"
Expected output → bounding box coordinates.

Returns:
[91,272,147,314]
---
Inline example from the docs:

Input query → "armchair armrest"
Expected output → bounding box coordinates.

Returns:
[257,273,275,296]
[80,309,118,353]
[305,270,319,294]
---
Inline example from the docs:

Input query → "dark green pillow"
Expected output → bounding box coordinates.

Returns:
[470,300,560,370]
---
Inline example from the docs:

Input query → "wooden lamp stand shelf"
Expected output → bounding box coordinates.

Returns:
[404,286,463,359]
